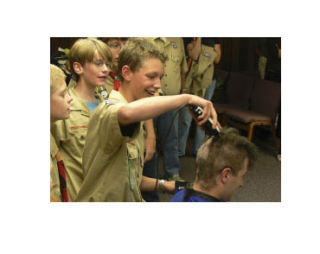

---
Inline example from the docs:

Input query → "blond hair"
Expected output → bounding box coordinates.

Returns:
[68,38,113,81]
[50,64,66,94]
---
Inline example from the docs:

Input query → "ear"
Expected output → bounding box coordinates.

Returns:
[220,168,232,184]
[73,62,83,75]
[121,65,132,81]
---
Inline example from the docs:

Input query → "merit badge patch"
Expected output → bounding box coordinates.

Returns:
[172,43,177,49]
[204,52,211,58]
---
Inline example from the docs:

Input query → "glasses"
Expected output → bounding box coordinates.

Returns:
[107,41,126,50]
[108,43,121,50]
[93,60,113,70]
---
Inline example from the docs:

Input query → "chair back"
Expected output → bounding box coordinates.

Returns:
[225,72,255,110]
[250,79,281,122]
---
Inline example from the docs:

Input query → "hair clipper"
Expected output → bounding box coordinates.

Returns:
[188,104,220,136]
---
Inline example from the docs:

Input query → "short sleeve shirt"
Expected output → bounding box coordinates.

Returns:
[145,37,188,95]
[184,39,218,97]
[50,133,61,201]
[76,90,145,202]
[51,86,103,201]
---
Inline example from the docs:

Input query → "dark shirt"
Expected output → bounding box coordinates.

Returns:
[170,188,222,202]
[183,37,220,49]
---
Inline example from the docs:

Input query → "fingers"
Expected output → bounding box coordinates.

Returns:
[197,101,218,128]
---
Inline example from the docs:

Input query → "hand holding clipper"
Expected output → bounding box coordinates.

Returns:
[188,104,220,136]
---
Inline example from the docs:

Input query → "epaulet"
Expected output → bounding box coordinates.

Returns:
[104,99,118,105]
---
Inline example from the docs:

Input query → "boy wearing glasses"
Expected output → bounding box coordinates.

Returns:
[51,38,113,201]
[100,37,128,93]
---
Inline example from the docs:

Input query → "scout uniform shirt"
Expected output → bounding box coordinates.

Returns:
[50,133,61,201]
[185,44,217,97]
[76,90,145,202]
[104,75,114,94]
[51,86,103,201]
[145,37,188,95]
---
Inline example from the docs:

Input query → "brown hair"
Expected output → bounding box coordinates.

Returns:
[68,38,112,81]
[195,127,258,190]
[117,38,167,81]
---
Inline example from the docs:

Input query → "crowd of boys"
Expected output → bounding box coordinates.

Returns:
[50,37,257,202]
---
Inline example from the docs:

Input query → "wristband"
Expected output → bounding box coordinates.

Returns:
[158,179,165,192]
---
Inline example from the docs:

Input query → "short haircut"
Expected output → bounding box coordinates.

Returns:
[68,38,113,81]
[117,38,167,81]
[195,127,258,190]
[50,64,66,94]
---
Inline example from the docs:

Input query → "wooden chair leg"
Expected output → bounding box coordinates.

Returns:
[270,124,280,152]
[248,123,254,142]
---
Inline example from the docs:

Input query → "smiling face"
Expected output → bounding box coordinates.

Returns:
[50,80,73,123]
[123,57,164,101]
[77,51,111,87]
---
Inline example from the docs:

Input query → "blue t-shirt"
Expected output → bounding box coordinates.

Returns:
[86,100,99,112]
[170,188,221,202]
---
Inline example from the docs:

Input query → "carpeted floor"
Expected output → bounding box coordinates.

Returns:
[159,128,281,202]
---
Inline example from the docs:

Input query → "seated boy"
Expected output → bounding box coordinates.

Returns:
[170,127,258,202]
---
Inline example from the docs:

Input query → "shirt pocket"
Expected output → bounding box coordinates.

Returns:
[127,142,142,191]
[169,50,181,72]
[69,125,87,143]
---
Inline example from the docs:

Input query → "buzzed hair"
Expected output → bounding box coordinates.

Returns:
[117,38,167,81]
[195,127,258,190]
[50,64,66,94]
[68,38,113,81]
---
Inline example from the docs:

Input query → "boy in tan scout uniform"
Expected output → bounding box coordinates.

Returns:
[140,38,188,188]
[50,64,73,201]
[51,38,113,201]
[102,37,156,165]
[179,37,221,157]
[75,38,219,202]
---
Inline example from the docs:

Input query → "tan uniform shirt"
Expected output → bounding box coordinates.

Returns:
[185,44,217,97]
[104,75,114,94]
[51,86,103,201]
[50,133,61,201]
[76,90,145,202]
[145,37,188,95]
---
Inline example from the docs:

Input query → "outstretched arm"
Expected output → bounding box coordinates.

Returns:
[118,94,218,129]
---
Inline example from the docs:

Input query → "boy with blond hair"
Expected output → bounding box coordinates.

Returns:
[50,64,73,201]
[51,38,113,201]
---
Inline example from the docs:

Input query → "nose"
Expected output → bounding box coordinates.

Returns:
[67,93,73,104]
[154,77,162,89]
[102,63,111,73]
